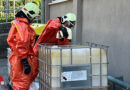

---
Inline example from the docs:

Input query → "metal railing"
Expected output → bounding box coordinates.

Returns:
[0,8,41,23]
[0,8,20,23]
[108,76,130,90]
[0,0,21,23]
[0,0,41,23]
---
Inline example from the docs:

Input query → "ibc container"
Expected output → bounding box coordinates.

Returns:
[38,43,108,90]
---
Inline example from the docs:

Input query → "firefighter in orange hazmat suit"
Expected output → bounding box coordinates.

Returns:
[7,2,41,90]
[34,13,76,56]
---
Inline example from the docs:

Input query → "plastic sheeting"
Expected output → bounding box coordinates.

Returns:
[29,82,39,90]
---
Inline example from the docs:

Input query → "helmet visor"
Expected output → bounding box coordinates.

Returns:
[70,21,76,26]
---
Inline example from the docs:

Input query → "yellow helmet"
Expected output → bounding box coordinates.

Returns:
[22,2,41,20]
[62,13,76,23]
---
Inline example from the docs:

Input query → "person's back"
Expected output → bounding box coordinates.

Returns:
[34,13,76,57]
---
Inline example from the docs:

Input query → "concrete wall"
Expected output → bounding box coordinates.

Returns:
[0,23,10,82]
[48,0,83,42]
[44,0,130,83]
[0,23,10,58]
[49,0,73,19]
[82,0,130,83]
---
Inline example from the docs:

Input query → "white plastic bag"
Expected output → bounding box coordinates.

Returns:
[29,82,39,90]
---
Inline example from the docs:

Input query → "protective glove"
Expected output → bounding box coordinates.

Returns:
[59,26,68,38]
[22,58,31,74]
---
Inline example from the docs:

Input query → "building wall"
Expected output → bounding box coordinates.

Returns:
[49,0,73,19]
[82,0,130,83]
[48,0,82,42]
[44,0,130,83]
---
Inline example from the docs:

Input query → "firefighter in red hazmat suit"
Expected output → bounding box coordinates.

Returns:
[7,2,40,90]
[34,13,76,56]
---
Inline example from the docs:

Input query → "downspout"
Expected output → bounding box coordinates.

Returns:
[72,0,83,43]
[41,0,45,23]
[108,76,130,90]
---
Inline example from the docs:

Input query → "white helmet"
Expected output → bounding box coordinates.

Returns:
[21,2,40,20]
[62,13,76,23]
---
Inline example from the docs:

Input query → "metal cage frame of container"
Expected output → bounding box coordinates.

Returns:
[38,42,109,90]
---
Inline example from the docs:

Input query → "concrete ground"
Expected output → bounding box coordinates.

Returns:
[0,58,9,90]
[0,86,9,90]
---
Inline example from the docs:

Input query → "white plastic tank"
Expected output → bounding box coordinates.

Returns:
[38,43,108,90]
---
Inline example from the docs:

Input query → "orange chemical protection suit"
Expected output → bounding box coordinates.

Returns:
[34,18,70,57]
[7,17,38,90]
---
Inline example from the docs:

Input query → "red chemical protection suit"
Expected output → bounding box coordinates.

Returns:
[7,17,38,90]
[34,18,70,57]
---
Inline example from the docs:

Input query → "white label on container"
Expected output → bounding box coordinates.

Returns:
[61,70,87,82]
